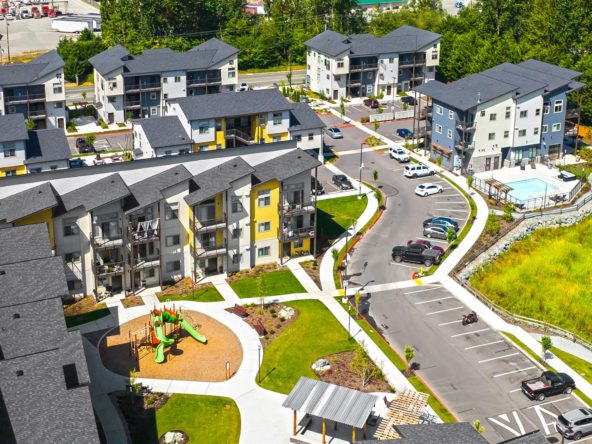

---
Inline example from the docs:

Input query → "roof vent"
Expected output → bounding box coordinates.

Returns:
[38,190,43,194]
[0,270,5,275]
[12,314,20,319]
[174,172,179,175]
[111,180,116,183]
[297,155,302,159]
[16,370,23,377]
[233,164,237,167]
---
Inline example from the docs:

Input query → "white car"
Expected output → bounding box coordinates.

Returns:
[415,183,443,197]
[389,147,410,163]
[238,82,249,91]
[404,164,435,178]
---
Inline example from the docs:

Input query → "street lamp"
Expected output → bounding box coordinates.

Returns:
[359,142,367,197]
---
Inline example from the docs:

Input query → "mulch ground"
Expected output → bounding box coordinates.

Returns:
[122,295,145,309]
[314,350,391,393]
[226,263,280,284]
[63,295,106,316]
[100,310,243,382]
[156,278,215,298]
[299,259,322,290]
[235,303,298,348]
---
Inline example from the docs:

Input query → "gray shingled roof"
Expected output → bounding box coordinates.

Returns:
[60,173,130,212]
[289,102,326,131]
[191,37,239,64]
[519,59,581,81]
[174,88,292,121]
[253,148,321,184]
[24,129,71,165]
[0,114,29,143]
[304,30,351,57]
[0,50,64,86]
[133,116,191,148]
[384,25,442,51]
[283,377,378,429]
[88,44,130,76]
[126,164,193,212]
[185,157,255,206]
[0,182,58,223]
[356,423,489,444]
[0,224,54,264]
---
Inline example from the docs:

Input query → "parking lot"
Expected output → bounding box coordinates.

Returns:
[366,284,585,443]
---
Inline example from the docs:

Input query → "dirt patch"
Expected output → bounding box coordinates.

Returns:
[299,260,322,290]
[314,350,391,393]
[122,295,145,309]
[64,295,106,316]
[100,310,242,382]
[226,263,281,284]
[470,215,517,253]
[233,303,298,348]
[156,278,214,298]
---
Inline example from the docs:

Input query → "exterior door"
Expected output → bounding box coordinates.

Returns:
[485,157,491,171]
[57,118,64,129]
[333,90,338,100]
[493,156,500,170]
[108,113,114,124]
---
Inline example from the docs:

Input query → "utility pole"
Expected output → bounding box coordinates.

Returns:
[4,17,10,63]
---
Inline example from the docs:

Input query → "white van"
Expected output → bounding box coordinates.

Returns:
[403,164,435,178]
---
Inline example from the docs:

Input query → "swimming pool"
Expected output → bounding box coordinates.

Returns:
[506,178,559,201]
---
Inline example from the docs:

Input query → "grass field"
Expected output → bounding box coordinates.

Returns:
[230,269,305,298]
[470,216,592,341]
[258,299,357,394]
[317,195,368,242]
[157,287,224,303]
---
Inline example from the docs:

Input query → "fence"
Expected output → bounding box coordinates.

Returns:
[369,112,394,122]
[394,110,414,120]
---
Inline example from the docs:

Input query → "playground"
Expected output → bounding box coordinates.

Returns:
[99,308,243,382]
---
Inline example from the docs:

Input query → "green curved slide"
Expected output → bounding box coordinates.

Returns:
[152,314,175,364]
[179,319,207,344]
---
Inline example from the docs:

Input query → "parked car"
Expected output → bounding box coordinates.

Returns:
[521,371,575,401]
[392,243,442,267]
[326,127,343,139]
[404,164,434,178]
[20,7,30,18]
[455,1,464,7]
[423,217,459,231]
[363,98,379,109]
[556,407,592,441]
[332,174,353,190]
[75,137,93,153]
[400,96,416,106]
[415,183,443,197]
[311,177,325,195]
[423,225,449,240]
[68,158,87,168]
[396,128,414,138]
[388,147,410,163]
[407,239,445,254]
[238,82,249,91]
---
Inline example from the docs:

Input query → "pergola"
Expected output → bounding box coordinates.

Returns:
[282,377,378,443]
[484,177,513,203]
[374,388,430,439]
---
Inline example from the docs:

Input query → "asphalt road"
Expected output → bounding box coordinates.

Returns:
[67,131,132,155]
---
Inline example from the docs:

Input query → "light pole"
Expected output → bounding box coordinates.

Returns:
[257,344,261,383]
[359,143,366,197]
[347,303,351,339]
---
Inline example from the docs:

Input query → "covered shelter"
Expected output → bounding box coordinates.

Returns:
[282,377,379,443]
[484,177,513,204]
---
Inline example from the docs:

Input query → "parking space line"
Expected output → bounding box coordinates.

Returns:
[525,397,572,409]
[427,307,464,316]
[478,353,520,364]
[417,237,448,244]
[509,388,523,393]
[450,328,490,338]
[493,366,537,378]
[434,209,469,213]
[439,319,461,326]
[431,200,466,204]
[403,286,442,295]
[389,262,420,269]
[465,340,505,350]
[415,296,453,305]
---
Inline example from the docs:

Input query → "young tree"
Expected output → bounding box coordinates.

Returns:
[373,121,380,132]
[84,134,96,148]
[467,175,474,190]
[473,419,485,434]
[257,273,266,315]
[404,344,416,373]
[502,202,515,222]
[354,290,361,319]
[372,169,379,184]
[541,336,553,362]
[349,341,380,387]
[25,119,36,131]
[340,98,345,118]
[447,226,457,243]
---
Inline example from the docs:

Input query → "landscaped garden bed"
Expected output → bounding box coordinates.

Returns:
[239,303,299,347]
[64,296,110,328]
[122,295,145,308]
[299,259,322,289]
[228,264,305,298]
[156,278,223,302]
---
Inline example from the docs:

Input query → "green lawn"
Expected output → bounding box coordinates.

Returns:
[317,195,368,242]
[157,287,224,303]
[258,299,357,394]
[65,307,111,328]
[470,215,592,342]
[230,269,305,298]
[336,298,457,423]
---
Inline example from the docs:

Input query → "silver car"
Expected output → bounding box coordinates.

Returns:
[423,225,448,240]
[557,408,592,440]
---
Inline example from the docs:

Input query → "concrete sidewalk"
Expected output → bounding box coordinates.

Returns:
[211,278,241,303]
[285,260,322,294]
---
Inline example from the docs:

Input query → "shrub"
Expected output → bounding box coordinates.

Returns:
[271,313,277,318]
[502,203,515,222]
[98,118,108,129]
[485,214,501,237]
[279,316,285,322]
[66,122,77,133]
[360,116,370,123]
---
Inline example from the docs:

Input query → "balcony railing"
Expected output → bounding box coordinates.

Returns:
[125,82,161,92]
[4,93,46,103]
[280,201,315,215]
[225,128,254,145]
[350,63,378,72]
[456,121,476,132]
[128,219,160,243]
[94,261,125,276]
[124,99,142,109]
[132,254,160,269]
[92,232,124,249]
[193,241,226,257]
[566,107,580,120]
[455,141,475,152]
[28,109,47,118]
[194,216,226,233]
[281,226,315,241]
[399,57,426,68]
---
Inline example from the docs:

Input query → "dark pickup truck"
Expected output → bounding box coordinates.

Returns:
[391,243,442,267]
[521,371,575,401]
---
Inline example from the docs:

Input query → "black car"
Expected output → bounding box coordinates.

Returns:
[401,96,416,106]
[521,371,575,401]
[332,174,353,190]
[391,243,442,267]
[311,177,325,195]
[76,137,93,153]
[68,158,87,168]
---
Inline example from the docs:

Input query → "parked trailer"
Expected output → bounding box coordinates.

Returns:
[51,14,100,32]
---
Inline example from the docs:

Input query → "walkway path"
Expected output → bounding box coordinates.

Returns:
[211,278,241,303]
[285,260,322,294]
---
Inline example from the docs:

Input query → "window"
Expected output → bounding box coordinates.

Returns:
[504,130,509,138]
[326,74,330,80]
[435,124,442,134]
[4,169,17,176]
[388,57,394,63]
[518,129,526,137]
[436,105,443,115]
[272,136,281,143]
[480,110,486,117]
[257,189,271,207]
[489,113,497,121]
[231,197,242,213]
[488,132,495,141]
[150,107,158,116]
[554,100,563,113]
[164,150,173,155]
[179,149,189,155]
[308,133,314,141]
[505,107,511,119]
[431,52,438,60]
[293,239,303,249]
[145,268,156,278]
[30,167,42,173]
[228,68,236,78]
[163,77,168,83]
[166,260,181,272]
[3,144,15,157]
[165,202,179,220]
[448,110,454,119]
[542,124,548,133]
[53,83,63,94]
[63,218,79,236]
[232,254,242,264]
[337,59,344,68]
[231,228,242,239]
[273,112,282,125]
[216,143,222,150]
[8,106,15,114]
[258,222,271,232]
[535,108,541,116]
[335,75,341,81]
[294,134,302,142]
[165,235,180,247]
[163,94,168,100]
[108,96,116,103]
[55,101,64,108]
[543,104,550,114]
[519,110,527,118]
[552,123,561,132]
[534,128,539,135]
[150,92,157,100]
[230,59,235,65]
[173,76,180,83]
[447,129,452,139]
[257,246,270,257]
[67,280,83,291]
[64,252,81,263]
[50,165,58,170]
[198,121,209,134]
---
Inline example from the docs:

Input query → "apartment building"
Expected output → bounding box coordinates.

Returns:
[0,114,71,177]
[0,50,67,130]
[89,38,239,124]
[305,25,441,100]
[133,89,325,157]
[416,59,584,173]
[0,141,320,299]
[0,224,100,444]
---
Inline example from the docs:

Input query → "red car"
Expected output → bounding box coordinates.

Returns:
[407,239,445,254]
[363,98,379,109]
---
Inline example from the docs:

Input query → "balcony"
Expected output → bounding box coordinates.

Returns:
[28,108,47,119]
[194,216,226,233]
[4,92,46,104]
[456,121,476,132]
[94,261,125,276]
[193,241,226,258]
[124,82,161,93]
[399,56,426,68]
[226,128,254,145]
[280,226,316,242]
[566,107,580,120]
[350,63,378,72]
[455,141,475,152]
[187,71,222,87]
[128,219,160,244]
[280,201,315,216]
[131,254,160,269]
[92,232,124,249]
[124,99,142,109]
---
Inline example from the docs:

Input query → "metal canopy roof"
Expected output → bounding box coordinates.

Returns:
[282,377,378,429]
